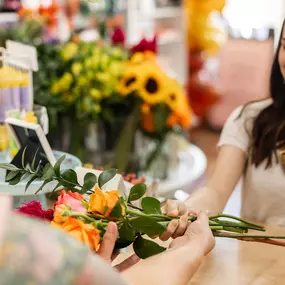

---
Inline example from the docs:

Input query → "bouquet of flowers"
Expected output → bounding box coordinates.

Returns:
[115,52,192,171]
[2,155,285,260]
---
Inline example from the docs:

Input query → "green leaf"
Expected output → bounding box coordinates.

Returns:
[61,169,78,185]
[129,217,166,237]
[8,173,23,185]
[35,179,53,194]
[31,148,40,171]
[118,220,136,242]
[81,173,97,194]
[22,172,33,181]
[133,235,166,259]
[0,163,20,171]
[141,197,162,215]
[54,155,66,177]
[22,146,27,169]
[25,175,38,193]
[109,200,122,218]
[98,169,117,188]
[6,170,20,182]
[42,164,55,180]
[128,183,147,202]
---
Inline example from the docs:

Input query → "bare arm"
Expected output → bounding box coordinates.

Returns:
[122,242,203,285]
[122,211,214,285]
[185,145,247,214]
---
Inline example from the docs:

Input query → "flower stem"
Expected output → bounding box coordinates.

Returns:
[210,214,265,230]
[69,212,96,223]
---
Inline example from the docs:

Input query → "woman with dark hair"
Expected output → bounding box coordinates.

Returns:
[161,20,285,240]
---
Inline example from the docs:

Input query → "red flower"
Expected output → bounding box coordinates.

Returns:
[17,201,54,221]
[111,27,126,46]
[131,36,157,54]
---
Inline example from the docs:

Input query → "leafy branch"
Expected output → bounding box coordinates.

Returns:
[0,154,116,195]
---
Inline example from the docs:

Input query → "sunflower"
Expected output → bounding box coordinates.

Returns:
[137,64,167,105]
[118,67,140,96]
[165,79,185,111]
[164,79,192,129]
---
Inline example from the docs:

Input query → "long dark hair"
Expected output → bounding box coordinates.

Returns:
[249,20,285,168]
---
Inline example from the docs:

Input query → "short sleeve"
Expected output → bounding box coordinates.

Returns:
[217,106,250,154]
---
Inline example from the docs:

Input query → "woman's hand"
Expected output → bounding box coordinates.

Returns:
[169,210,215,255]
[98,222,140,272]
[160,199,194,241]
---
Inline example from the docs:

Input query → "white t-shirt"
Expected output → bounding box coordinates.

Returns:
[218,98,285,226]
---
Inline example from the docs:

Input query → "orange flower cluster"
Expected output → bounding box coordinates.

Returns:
[18,2,58,27]
[51,187,122,251]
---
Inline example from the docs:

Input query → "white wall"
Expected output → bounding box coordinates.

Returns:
[223,0,285,48]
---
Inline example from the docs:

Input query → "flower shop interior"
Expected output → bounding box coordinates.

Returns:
[1,0,285,284]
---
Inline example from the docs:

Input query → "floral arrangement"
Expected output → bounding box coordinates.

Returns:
[50,41,127,121]
[115,51,192,171]
[2,155,285,260]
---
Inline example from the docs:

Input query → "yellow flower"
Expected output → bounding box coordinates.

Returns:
[165,79,184,111]
[72,63,83,76]
[84,58,93,68]
[62,42,78,61]
[109,61,123,77]
[118,66,140,96]
[93,104,101,113]
[51,82,61,95]
[131,52,145,64]
[138,65,167,105]
[88,186,121,218]
[53,204,69,224]
[96,72,110,83]
[112,47,123,59]
[90,89,101,100]
[100,54,109,70]
[77,76,89,87]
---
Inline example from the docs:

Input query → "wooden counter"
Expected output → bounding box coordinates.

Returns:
[116,226,285,285]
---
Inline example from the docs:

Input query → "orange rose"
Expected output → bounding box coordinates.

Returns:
[88,186,120,217]
[52,217,101,251]
[53,204,69,224]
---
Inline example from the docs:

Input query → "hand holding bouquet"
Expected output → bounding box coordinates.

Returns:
[1,155,285,259]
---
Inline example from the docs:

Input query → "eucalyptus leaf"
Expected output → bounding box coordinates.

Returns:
[128,183,147,202]
[25,175,38,193]
[133,235,166,259]
[98,169,117,188]
[0,164,20,171]
[141,197,162,215]
[129,217,166,237]
[54,155,66,177]
[81,173,97,194]
[109,200,122,218]
[5,170,20,182]
[22,146,27,169]
[8,173,23,185]
[31,148,40,171]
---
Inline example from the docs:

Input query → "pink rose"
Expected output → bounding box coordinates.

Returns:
[55,191,87,213]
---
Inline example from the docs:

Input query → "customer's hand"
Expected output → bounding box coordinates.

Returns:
[160,199,195,241]
[98,222,140,272]
[169,210,215,255]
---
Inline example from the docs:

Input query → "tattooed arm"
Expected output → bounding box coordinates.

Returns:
[0,214,127,285]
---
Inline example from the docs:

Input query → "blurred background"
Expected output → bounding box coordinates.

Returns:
[0,0,284,211]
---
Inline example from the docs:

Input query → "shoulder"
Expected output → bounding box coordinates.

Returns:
[228,98,272,122]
